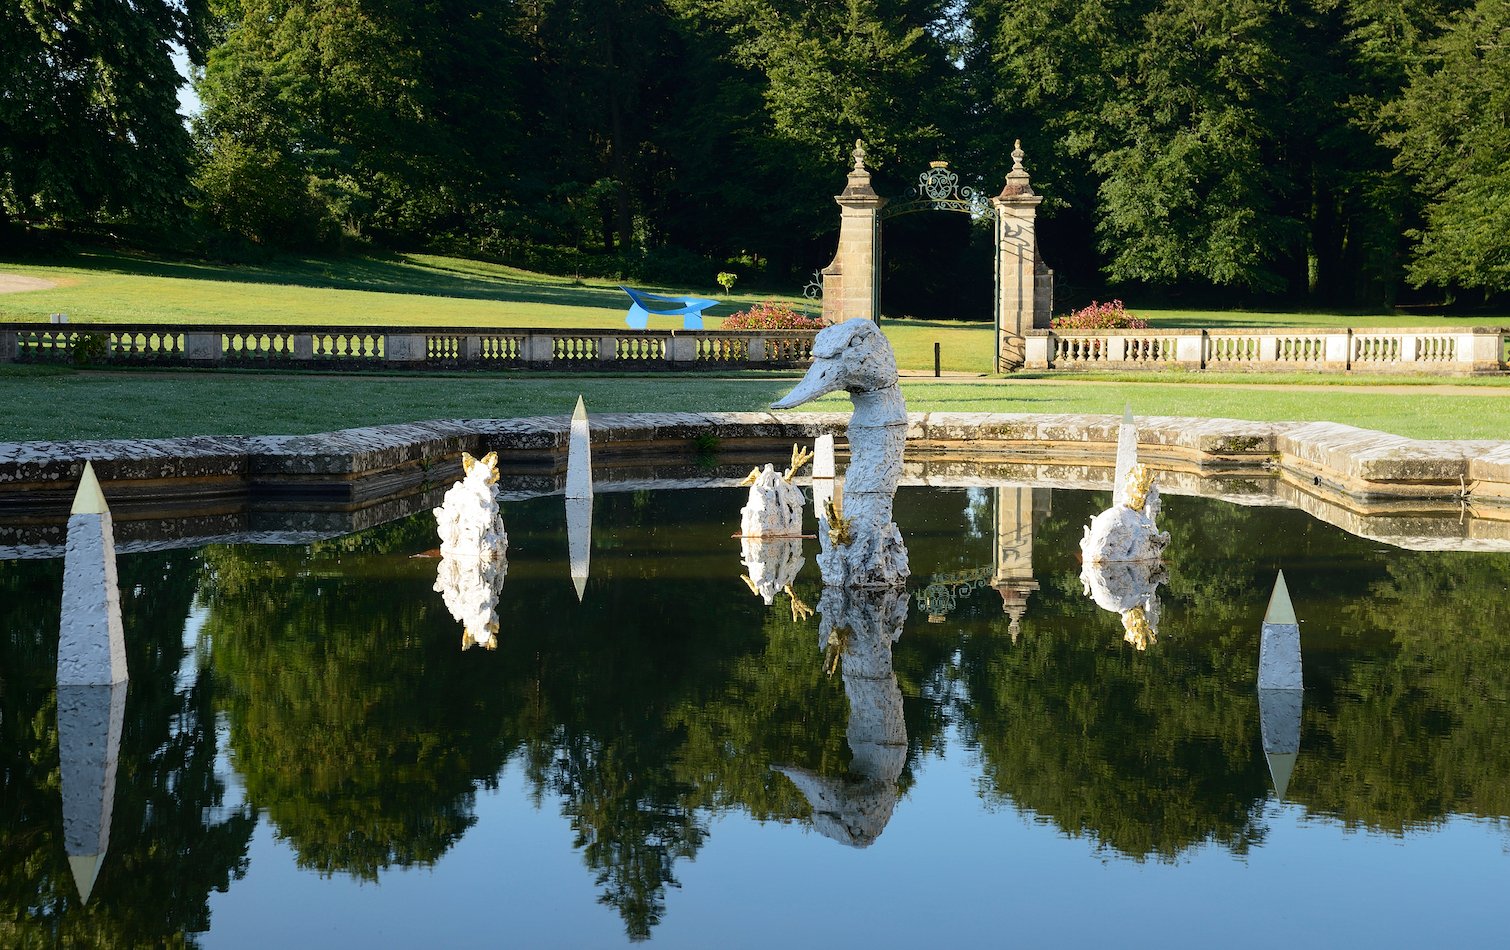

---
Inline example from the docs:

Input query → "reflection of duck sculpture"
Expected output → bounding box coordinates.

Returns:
[1080,556,1167,650]
[433,452,510,650]
[775,586,909,847]
[772,320,908,588]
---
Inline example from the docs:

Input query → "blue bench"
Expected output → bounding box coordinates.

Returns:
[620,285,719,330]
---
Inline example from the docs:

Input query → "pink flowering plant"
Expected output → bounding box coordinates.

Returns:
[1049,299,1148,331]
[721,300,825,331]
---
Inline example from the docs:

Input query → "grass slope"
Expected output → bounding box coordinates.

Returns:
[3,251,1505,377]
[2,367,1506,442]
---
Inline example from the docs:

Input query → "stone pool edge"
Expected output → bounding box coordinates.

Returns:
[3,411,1507,515]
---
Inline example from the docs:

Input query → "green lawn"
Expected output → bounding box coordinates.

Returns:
[0,250,752,327]
[5,250,1505,378]
[3,366,1506,442]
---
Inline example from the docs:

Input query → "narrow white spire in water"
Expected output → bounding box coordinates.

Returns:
[1112,404,1138,506]
[1258,570,1303,690]
[811,434,836,522]
[565,396,592,500]
[58,461,127,687]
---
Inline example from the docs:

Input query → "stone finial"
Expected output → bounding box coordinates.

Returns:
[839,138,881,201]
[997,137,1036,199]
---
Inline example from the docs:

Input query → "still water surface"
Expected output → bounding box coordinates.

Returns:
[4,486,1509,947]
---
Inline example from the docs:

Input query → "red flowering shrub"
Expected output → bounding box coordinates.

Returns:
[721,301,825,331]
[1049,299,1148,331]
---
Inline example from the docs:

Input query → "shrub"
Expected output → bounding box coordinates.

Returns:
[1050,299,1148,330]
[721,301,825,331]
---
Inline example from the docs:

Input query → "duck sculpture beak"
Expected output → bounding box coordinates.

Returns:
[772,356,843,409]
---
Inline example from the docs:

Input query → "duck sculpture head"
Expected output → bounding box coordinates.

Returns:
[771,319,900,413]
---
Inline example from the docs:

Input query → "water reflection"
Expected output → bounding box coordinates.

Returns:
[776,586,909,848]
[7,487,1510,943]
[57,682,126,902]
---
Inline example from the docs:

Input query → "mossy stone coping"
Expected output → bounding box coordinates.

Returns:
[2,412,1508,510]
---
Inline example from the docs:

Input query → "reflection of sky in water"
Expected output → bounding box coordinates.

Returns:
[10,485,1510,946]
[205,734,1509,949]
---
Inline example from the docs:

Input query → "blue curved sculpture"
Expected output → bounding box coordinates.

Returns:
[620,285,719,330]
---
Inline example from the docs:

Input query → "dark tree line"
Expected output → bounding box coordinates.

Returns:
[3,0,1507,304]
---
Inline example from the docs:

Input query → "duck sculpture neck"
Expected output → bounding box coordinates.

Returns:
[772,319,909,588]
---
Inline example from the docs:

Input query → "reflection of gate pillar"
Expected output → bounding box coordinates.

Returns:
[992,486,1048,640]
[991,141,1053,372]
[822,140,886,324]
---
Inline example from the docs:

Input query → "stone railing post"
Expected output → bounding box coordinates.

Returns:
[1175,332,1204,366]
[1461,328,1503,374]
[748,335,768,363]
[524,333,554,364]
[669,334,698,364]
[186,331,220,364]
[991,140,1047,372]
[599,335,619,364]
[1024,331,1052,369]
[292,333,314,360]
[384,333,427,363]
[822,140,886,324]
[1,327,19,362]
[464,335,482,361]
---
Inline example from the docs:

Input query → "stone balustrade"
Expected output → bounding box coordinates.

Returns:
[1025,326,1509,375]
[0,324,818,371]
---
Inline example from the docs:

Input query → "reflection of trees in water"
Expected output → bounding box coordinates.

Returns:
[177,489,1510,937]
[0,553,253,947]
[200,537,521,881]
[960,492,1510,860]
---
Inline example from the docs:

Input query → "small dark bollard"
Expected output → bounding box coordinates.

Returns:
[934,341,941,378]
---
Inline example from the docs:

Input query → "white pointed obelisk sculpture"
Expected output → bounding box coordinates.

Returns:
[58,462,126,688]
[1257,570,1303,798]
[57,461,129,903]
[565,396,593,601]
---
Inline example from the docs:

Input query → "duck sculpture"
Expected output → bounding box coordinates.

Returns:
[772,319,909,589]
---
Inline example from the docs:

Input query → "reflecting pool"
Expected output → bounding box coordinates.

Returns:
[4,486,1509,947]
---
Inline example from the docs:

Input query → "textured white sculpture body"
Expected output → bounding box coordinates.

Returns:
[739,465,805,538]
[775,586,908,847]
[434,454,508,562]
[1080,505,1169,564]
[772,320,908,589]
[58,462,127,687]
[1080,412,1169,565]
[433,452,509,649]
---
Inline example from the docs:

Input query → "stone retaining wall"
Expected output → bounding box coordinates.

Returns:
[3,412,1509,558]
[1025,326,1509,375]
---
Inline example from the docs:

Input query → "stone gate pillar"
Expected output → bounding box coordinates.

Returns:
[822,140,887,323]
[991,141,1053,371]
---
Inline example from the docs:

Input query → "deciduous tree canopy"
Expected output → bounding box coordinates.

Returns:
[2,0,1505,303]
